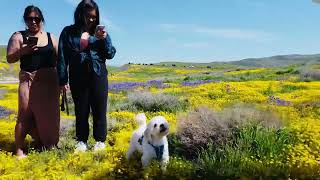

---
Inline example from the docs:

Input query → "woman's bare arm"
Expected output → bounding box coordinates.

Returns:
[6,32,23,64]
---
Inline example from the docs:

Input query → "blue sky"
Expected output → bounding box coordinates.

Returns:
[1,0,320,66]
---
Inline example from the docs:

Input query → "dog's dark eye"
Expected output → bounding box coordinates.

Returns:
[154,124,157,128]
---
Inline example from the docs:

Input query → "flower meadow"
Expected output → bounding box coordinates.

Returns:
[0,63,320,179]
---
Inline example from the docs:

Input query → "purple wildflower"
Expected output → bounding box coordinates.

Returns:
[268,96,291,106]
[0,106,12,118]
[109,82,144,91]
[118,66,129,71]
[109,80,168,91]
[146,80,169,88]
[146,80,163,86]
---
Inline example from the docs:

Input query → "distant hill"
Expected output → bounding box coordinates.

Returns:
[158,54,320,68]
[230,54,320,67]
[157,61,234,69]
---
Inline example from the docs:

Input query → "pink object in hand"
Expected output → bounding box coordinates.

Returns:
[80,39,89,51]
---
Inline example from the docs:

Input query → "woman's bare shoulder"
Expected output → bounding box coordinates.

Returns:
[9,31,23,42]
[7,31,23,48]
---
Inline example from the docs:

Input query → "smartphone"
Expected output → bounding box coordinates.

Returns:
[27,36,38,46]
[96,25,105,32]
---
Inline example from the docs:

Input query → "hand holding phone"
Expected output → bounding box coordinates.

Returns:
[95,25,106,40]
[96,25,105,33]
[27,36,38,47]
[20,36,38,56]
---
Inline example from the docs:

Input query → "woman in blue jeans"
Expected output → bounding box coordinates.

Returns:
[57,0,116,152]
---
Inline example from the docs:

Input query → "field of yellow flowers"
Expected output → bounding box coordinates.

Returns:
[0,63,320,179]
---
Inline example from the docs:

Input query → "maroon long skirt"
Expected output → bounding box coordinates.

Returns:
[17,68,60,148]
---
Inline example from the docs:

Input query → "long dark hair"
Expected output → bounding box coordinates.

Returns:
[74,0,100,34]
[23,5,45,24]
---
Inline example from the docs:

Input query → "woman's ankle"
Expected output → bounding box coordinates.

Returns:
[16,148,25,156]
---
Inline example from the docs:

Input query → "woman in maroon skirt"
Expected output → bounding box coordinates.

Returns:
[6,5,60,159]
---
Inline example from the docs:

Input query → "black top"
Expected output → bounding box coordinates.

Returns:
[20,31,56,72]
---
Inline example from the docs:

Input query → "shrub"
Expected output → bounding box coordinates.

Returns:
[299,65,320,81]
[219,104,282,129]
[175,104,282,158]
[183,76,191,81]
[175,107,228,158]
[275,68,294,75]
[196,126,294,177]
[301,69,320,81]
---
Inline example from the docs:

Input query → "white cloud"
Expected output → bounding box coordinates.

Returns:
[158,23,275,42]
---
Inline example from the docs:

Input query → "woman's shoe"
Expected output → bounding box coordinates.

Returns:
[16,149,27,160]
[93,141,106,151]
[75,141,87,152]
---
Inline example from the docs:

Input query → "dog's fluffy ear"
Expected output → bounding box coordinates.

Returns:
[144,125,152,142]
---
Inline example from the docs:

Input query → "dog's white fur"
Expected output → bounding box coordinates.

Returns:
[126,113,170,168]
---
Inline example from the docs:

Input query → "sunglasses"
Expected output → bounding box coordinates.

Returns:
[25,17,42,24]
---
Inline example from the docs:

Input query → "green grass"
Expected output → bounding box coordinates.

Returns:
[130,69,177,79]
[107,65,121,72]
[195,125,294,177]
[279,84,308,93]
[0,46,6,58]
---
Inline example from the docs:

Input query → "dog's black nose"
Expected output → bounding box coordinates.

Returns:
[160,123,169,133]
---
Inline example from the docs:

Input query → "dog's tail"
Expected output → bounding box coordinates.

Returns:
[135,113,147,127]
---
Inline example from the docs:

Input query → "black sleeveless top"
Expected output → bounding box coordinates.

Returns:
[20,31,56,72]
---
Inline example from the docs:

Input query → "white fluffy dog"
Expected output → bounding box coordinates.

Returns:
[126,113,170,168]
